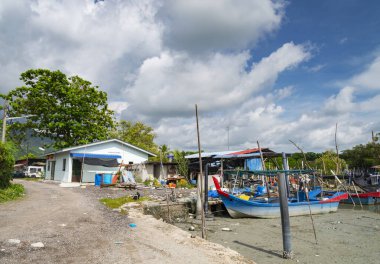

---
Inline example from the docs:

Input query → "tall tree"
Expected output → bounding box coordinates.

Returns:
[110,120,158,153]
[0,142,15,189]
[7,69,114,149]
[341,142,380,169]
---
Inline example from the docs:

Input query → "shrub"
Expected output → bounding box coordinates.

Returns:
[143,179,151,186]
[0,184,24,203]
[177,179,189,188]
[0,142,15,189]
[153,178,161,187]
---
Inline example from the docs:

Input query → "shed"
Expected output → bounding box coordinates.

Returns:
[44,139,156,184]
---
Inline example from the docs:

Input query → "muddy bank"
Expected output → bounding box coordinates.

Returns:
[174,205,380,264]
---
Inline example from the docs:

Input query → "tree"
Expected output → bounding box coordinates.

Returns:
[341,142,380,169]
[109,120,158,154]
[314,150,347,175]
[7,69,114,149]
[173,150,189,178]
[0,142,15,189]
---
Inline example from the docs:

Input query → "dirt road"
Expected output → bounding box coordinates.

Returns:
[0,180,253,264]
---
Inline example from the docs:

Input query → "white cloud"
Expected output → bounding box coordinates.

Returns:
[157,0,285,53]
[350,55,380,90]
[324,86,356,114]
[124,42,310,121]
[0,0,162,96]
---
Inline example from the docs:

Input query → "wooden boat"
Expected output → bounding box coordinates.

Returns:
[341,191,380,205]
[212,177,348,219]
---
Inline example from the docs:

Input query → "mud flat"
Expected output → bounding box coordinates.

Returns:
[174,205,380,264]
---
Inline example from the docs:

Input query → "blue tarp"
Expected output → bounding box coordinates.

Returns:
[245,158,262,171]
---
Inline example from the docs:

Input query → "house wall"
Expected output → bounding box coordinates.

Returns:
[52,153,72,182]
[72,141,149,164]
[48,141,151,183]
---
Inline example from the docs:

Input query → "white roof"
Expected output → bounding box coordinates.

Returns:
[47,139,156,157]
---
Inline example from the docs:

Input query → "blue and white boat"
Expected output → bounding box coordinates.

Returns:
[212,177,348,219]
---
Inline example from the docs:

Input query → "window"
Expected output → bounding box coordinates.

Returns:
[63,159,66,171]
[47,161,50,171]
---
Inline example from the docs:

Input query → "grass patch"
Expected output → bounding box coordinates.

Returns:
[19,177,43,182]
[0,184,25,203]
[100,196,150,209]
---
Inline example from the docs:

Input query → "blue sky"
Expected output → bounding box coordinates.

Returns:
[0,0,379,152]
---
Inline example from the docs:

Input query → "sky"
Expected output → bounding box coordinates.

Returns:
[0,0,379,153]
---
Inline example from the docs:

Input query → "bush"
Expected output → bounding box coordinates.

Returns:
[177,179,191,188]
[143,179,151,186]
[0,142,15,189]
[153,178,161,187]
[0,183,24,203]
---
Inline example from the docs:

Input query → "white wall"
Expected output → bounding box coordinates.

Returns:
[48,140,151,183]
[72,141,149,164]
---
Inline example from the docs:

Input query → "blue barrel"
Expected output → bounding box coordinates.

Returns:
[95,174,103,186]
[103,173,113,184]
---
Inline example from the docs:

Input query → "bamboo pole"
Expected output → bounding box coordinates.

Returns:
[331,170,356,206]
[257,141,270,198]
[351,182,363,209]
[335,123,340,175]
[195,104,206,239]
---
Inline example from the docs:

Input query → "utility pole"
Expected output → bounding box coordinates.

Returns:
[227,126,230,150]
[2,100,7,143]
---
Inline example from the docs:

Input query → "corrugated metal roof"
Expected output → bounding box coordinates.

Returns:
[185,150,242,159]
[229,148,272,155]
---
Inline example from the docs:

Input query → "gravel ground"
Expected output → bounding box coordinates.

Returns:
[0,180,253,264]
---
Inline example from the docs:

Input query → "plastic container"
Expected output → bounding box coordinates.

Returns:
[103,173,113,184]
[95,174,103,186]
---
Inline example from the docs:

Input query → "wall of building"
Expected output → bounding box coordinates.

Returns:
[47,140,151,183]
[72,141,149,164]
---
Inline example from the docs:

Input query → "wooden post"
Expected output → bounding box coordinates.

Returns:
[278,172,293,259]
[195,104,206,239]
[204,163,209,215]
[282,152,290,197]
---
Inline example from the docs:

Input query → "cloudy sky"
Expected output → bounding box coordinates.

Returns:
[1,0,379,153]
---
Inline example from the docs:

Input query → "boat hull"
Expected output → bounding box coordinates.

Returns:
[220,195,340,219]
[212,176,347,219]
[341,192,380,205]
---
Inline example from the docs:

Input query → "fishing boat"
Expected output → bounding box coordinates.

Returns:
[212,176,348,219]
[341,191,380,205]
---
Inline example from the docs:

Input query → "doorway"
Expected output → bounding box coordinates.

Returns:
[72,159,82,182]
[51,161,56,180]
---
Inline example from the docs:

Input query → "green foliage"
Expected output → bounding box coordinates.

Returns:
[0,184,24,203]
[314,150,347,175]
[19,153,38,160]
[149,144,170,162]
[177,179,192,188]
[7,69,114,149]
[341,142,380,169]
[153,178,161,187]
[110,120,158,153]
[0,142,15,189]
[143,179,151,186]
[100,196,150,209]
[173,150,189,177]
